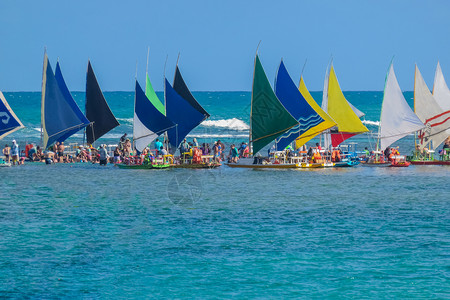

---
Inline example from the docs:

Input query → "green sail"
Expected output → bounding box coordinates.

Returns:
[145,73,165,115]
[251,55,298,154]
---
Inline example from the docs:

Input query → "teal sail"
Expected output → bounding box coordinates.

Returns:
[41,54,90,148]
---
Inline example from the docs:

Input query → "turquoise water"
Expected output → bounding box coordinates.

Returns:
[1,163,449,298]
[2,92,449,297]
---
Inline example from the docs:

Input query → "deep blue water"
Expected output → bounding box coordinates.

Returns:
[1,163,449,298]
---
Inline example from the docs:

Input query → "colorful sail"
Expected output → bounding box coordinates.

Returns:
[379,63,425,150]
[134,80,175,152]
[173,65,210,118]
[432,62,450,111]
[145,73,165,115]
[274,60,325,151]
[414,65,450,150]
[165,78,205,153]
[0,91,24,139]
[251,55,298,154]
[295,76,337,149]
[325,65,368,147]
[41,55,90,149]
[85,61,120,145]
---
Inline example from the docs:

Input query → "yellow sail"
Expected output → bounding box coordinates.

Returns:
[295,76,337,149]
[328,66,368,134]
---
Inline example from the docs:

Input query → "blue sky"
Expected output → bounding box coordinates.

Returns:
[1,0,449,91]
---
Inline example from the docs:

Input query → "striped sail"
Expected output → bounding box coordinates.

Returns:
[379,63,424,150]
[274,60,325,151]
[0,91,24,139]
[294,76,337,149]
[414,65,450,150]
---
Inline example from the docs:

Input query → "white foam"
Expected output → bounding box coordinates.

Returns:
[362,120,380,126]
[117,118,133,123]
[201,118,249,131]
[186,133,248,139]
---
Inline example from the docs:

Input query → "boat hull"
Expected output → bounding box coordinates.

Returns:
[360,161,391,167]
[409,160,450,166]
[116,163,170,169]
[171,163,221,169]
[226,163,298,169]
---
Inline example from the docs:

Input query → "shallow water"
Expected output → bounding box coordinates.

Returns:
[1,163,449,298]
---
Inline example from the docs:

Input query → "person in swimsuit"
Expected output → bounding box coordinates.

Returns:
[3,144,11,163]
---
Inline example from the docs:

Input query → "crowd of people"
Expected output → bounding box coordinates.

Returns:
[3,134,450,167]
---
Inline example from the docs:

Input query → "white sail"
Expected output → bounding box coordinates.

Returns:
[133,112,158,153]
[414,65,450,150]
[432,62,450,111]
[349,101,365,118]
[379,64,425,150]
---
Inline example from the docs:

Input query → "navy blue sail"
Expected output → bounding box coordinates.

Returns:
[0,91,24,139]
[173,66,210,118]
[85,61,120,145]
[274,60,324,150]
[165,78,205,153]
[41,55,90,148]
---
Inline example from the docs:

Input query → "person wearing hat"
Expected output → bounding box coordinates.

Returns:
[11,140,19,165]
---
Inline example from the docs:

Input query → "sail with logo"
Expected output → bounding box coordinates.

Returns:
[0,91,24,140]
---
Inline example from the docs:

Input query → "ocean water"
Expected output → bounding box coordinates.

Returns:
[1,92,449,298]
[2,91,413,154]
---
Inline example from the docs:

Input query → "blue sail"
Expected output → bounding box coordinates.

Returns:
[134,80,175,152]
[165,78,205,153]
[274,61,324,150]
[42,56,90,148]
[0,91,24,139]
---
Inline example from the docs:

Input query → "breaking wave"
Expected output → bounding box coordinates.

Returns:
[201,118,249,131]
[187,133,248,139]
[362,120,380,126]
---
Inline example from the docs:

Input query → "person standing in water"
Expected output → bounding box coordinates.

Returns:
[11,140,19,165]
[3,144,11,163]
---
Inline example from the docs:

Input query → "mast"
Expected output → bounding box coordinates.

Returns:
[249,42,261,154]
[40,48,47,147]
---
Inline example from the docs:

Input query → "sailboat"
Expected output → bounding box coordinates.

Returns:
[294,76,337,149]
[41,54,90,149]
[273,60,337,168]
[165,65,209,153]
[85,61,120,146]
[227,54,299,168]
[409,65,450,165]
[117,80,175,169]
[322,64,369,148]
[0,90,24,167]
[364,62,425,167]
